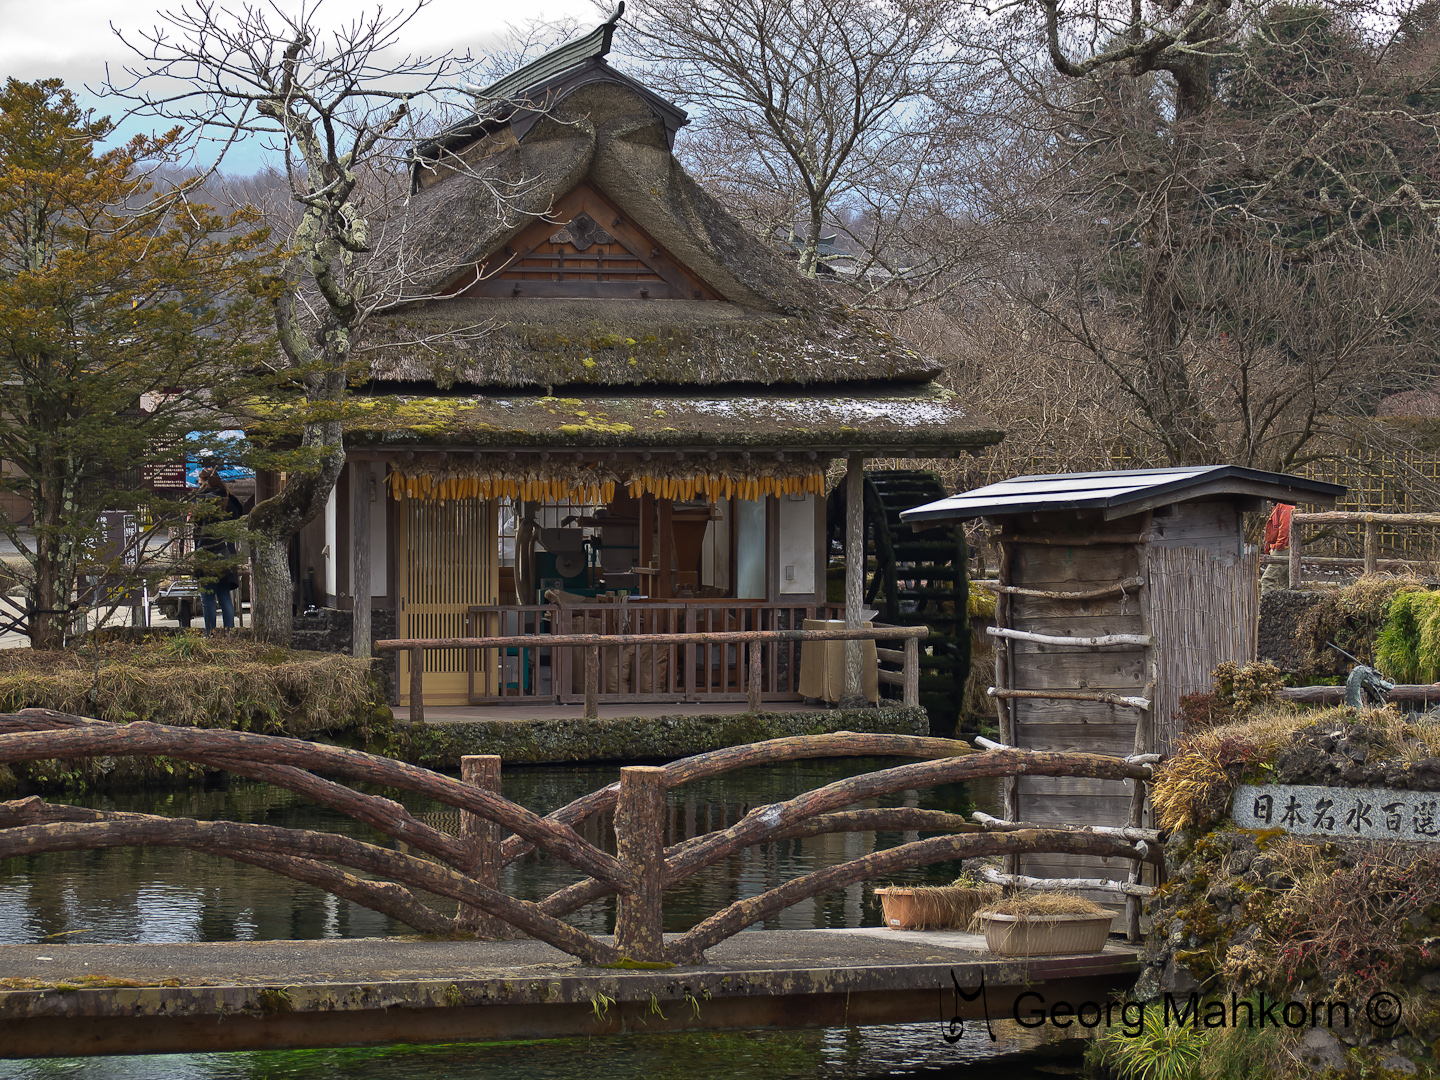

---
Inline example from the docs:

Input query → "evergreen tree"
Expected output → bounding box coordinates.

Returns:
[0,79,270,648]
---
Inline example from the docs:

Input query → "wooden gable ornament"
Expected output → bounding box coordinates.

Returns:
[442,182,725,302]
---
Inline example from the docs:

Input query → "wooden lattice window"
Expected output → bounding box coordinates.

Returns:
[444,182,724,301]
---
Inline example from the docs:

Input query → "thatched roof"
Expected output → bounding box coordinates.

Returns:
[361,298,941,389]
[331,382,1002,452]
[354,17,1005,471]
[389,80,820,313]
[369,67,957,393]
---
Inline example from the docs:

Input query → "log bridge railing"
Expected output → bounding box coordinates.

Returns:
[376,625,929,724]
[0,710,1162,965]
[1277,511,1440,585]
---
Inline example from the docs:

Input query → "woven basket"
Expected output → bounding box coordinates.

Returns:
[978,912,1112,956]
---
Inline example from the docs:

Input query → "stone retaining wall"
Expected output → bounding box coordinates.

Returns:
[1138,715,1440,1077]
[402,705,930,767]
[1257,589,1323,673]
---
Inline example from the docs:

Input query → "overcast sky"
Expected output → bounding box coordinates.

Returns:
[0,0,605,172]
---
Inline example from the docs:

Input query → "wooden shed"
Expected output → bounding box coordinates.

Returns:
[902,466,1343,896]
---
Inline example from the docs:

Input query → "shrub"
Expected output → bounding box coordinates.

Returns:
[0,637,381,735]
[1375,588,1440,684]
[1294,575,1424,677]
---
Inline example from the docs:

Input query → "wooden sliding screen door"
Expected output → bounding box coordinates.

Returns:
[397,497,497,706]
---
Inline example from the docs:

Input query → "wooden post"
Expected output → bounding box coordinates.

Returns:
[998,537,1019,878]
[903,634,920,708]
[842,455,865,707]
[747,638,762,713]
[352,464,372,660]
[410,646,425,724]
[1289,512,1301,587]
[584,644,600,719]
[615,765,666,961]
[994,539,1014,739]
[458,755,507,938]
[638,495,654,597]
[1364,517,1378,576]
[657,499,674,599]
[1128,519,1155,942]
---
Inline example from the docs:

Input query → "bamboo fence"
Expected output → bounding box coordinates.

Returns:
[1146,547,1259,754]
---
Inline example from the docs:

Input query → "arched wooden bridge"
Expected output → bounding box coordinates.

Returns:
[0,710,1159,1056]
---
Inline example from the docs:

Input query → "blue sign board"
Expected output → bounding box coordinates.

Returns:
[185,430,254,487]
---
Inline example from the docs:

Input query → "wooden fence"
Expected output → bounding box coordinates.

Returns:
[377,624,929,723]
[0,710,1163,963]
[1280,511,1440,585]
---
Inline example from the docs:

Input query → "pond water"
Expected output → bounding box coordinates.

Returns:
[0,761,1086,1078]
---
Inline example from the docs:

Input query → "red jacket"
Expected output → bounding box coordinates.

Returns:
[1263,503,1293,554]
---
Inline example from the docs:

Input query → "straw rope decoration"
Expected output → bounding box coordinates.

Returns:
[387,461,826,504]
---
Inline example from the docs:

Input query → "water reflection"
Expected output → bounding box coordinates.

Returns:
[0,760,1001,945]
[0,1024,1077,1080]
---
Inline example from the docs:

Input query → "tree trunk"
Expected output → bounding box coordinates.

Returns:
[29,472,79,651]
[246,435,344,646]
[799,199,825,278]
[250,534,293,644]
[1139,69,1212,465]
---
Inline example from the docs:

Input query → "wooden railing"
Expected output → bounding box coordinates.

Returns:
[0,711,1163,964]
[462,602,836,707]
[1276,511,1440,585]
[377,622,926,723]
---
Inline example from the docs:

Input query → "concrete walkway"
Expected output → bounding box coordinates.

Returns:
[0,929,1140,1057]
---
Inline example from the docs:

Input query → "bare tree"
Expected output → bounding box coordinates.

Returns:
[948,0,1440,469]
[107,2,477,644]
[622,0,958,278]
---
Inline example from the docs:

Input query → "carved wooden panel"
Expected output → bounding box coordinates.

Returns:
[444,182,725,301]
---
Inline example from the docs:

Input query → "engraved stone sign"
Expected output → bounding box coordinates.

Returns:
[1234,783,1440,842]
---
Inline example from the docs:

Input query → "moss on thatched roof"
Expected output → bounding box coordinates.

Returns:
[324,382,1003,451]
[361,298,940,389]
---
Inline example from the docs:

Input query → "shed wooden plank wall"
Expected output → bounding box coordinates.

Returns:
[1004,511,1149,895]
[996,499,1260,903]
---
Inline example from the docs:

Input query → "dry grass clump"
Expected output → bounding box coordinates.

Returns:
[0,637,379,734]
[1153,703,1318,833]
[1221,838,1440,1001]
[876,881,1004,930]
[980,892,1110,919]
[1153,702,1440,833]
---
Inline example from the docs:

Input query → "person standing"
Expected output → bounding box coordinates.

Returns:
[1260,502,1294,595]
[195,468,245,632]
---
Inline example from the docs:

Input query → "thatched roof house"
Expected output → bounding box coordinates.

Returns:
[297,9,1002,709]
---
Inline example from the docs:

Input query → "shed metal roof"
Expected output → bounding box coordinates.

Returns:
[900,465,1345,525]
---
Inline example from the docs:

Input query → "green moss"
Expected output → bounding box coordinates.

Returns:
[1251,827,1285,850]
[256,987,293,1013]
[601,959,676,971]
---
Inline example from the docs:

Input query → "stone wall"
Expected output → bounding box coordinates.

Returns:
[291,608,397,702]
[1257,589,1323,674]
[1137,713,1440,1077]
[403,705,930,767]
